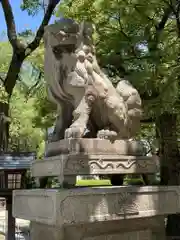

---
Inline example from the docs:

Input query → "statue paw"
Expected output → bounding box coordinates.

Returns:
[65,126,85,139]
[97,129,117,140]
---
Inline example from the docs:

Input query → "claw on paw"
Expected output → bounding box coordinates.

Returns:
[97,129,117,140]
[65,126,85,139]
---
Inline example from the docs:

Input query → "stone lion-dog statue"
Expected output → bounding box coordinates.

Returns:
[44,19,142,142]
[43,19,145,186]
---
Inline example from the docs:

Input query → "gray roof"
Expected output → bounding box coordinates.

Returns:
[0,153,35,170]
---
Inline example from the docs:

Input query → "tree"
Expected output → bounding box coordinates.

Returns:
[9,83,45,157]
[57,0,180,174]
[57,0,180,236]
[0,0,60,151]
[0,40,50,157]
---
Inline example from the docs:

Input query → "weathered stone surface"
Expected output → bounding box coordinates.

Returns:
[13,187,175,239]
[13,186,180,226]
[31,154,158,179]
[45,138,146,157]
[30,218,165,240]
[31,221,152,240]
[37,139,158,182]
[44,19,142,141]
[84,230,152,240]
[30,222,64,240]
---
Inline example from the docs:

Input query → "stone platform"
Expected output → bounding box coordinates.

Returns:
[45,139,146,156]
[13,186,180,240]
[32,154,158,178]
[32,139,158,180]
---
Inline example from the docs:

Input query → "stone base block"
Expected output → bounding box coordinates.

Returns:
[13,186,180,239]
[30,218,165,240]
[45,138,146,157]
[31,154,158,181]
[13,186,180,226]
[33,139,159,186]
[30,222,63,240]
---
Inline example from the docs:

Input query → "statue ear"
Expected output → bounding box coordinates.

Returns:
[79,21,85,35]
[83,22,94,46]
[76,22,84,48]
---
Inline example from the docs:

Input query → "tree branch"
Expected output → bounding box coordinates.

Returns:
[134,4,156,24]
[0,77,4,86]
[2,0,60,96]
[0,74,5,83]
[151,5,172,49]
[26,1,59,56]
[1,0,24,50]
[171,0,180,37]
[25,71,43,99]
[156,7,172,32]
[116,14,139,58]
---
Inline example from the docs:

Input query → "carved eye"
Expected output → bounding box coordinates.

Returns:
[52,44,76,55]
[52,45,62,55]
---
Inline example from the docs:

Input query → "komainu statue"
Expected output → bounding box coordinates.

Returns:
[44,19,142,143]
[42,19,147,187]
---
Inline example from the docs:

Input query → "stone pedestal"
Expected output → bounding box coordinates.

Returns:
[12,138,175,240]
[31,139,159,187]
[13,186,180,240]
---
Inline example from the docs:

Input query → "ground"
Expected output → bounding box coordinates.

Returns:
[76,177,144,186]
[76,179,111,186]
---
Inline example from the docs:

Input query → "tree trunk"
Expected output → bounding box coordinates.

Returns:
[0,53,24,152]
[156,112,180,185]
[0,102,9,152]
[156,112,180,238]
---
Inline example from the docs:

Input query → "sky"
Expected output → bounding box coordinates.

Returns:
[0,0,56,40]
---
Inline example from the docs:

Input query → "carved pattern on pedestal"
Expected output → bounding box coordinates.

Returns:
[64,156,156,173]
[114,192,139,215]
[59,192,140,224]
[31,153,157,178]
